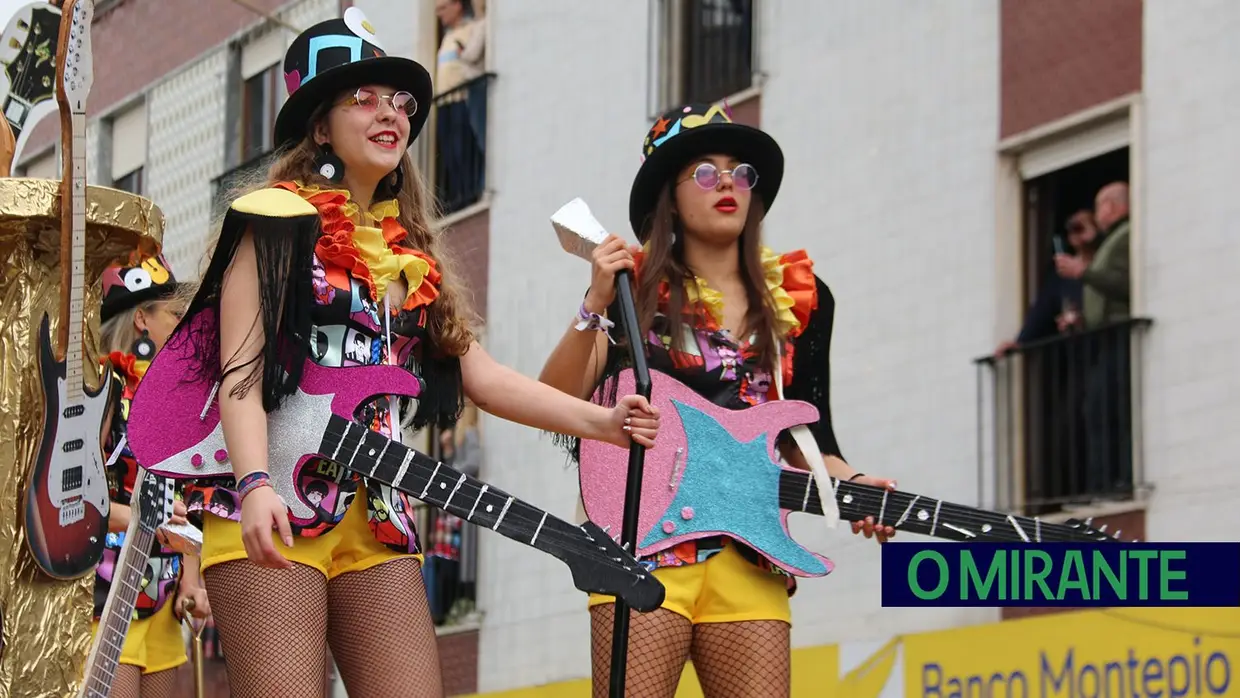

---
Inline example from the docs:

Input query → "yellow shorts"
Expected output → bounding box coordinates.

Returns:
[588,541,791,624]
[202,486,422,579]
[90,600,188,674]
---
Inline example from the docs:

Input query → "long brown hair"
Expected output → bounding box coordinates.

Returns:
[634,183,781,363]
[213,102,477,358]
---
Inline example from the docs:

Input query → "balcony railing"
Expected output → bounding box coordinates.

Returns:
[416,73,495,218]
[680,0,754,104]
[974,318,1153,516]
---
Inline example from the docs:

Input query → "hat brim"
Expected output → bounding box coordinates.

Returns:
[101,282,190,324]
[628,122,784,237]
[273,56,434,150]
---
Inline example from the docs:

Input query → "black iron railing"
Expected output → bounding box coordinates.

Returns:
[420,73,494,217]
[680,0,754,104]
[417,425,480,627]
[974,318,1152,516]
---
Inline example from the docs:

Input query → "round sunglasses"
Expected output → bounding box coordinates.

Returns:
[344,87,419,118]
[682,162,758,191]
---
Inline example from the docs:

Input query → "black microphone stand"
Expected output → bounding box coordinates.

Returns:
[608,269,651,698]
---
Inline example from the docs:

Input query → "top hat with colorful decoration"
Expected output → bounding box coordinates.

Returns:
[100,253,186,324]
[273,6,434,149]
[629,102,784,237]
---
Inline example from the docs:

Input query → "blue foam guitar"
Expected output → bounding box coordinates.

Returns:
[579,369,1123,578]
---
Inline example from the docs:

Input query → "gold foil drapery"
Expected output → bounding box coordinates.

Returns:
[0,178,163,698]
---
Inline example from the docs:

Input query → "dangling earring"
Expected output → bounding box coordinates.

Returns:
[386,165,404,195]
[132,329,156,362]
[671,232,677,245]
[314,143,345,183]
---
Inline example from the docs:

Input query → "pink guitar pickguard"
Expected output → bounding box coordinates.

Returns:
[579,369,832,577]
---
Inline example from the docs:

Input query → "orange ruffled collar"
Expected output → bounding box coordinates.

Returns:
[101,351,145,389]
[634,246,817,341]
[275,180,441,312]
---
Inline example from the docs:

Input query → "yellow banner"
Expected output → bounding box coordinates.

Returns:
[902,608,1240,697]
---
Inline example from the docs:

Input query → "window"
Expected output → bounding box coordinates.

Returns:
[112,167,143,195]
[239,30,285,163]
[654,0,755,111]
[242,66,279,163]
[111,102,147,193]
[978,145,1145,516]
[21,147,58,179]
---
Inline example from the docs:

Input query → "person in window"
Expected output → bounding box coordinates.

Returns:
[538,103,895,698]
[150,10,659,698]
[1054,182,1133,498]
[994,209,1097,357]
[94,254,210,698]
[435,0,486,211]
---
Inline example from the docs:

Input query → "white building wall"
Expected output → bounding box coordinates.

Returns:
[145,0,339,279]
[477,0,652,691]
[476,0,1002,691]
[1140,1,1240,537]
[760,0,1002,646]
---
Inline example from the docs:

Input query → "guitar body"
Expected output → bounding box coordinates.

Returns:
[127,305,666,612]
[127,310,420,526]
[23,312,111,579]
[580,368,832,578]
[0,3,63,161]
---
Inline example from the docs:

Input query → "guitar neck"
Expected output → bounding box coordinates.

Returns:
[779,470,1109,543]
[59,110,86,398]
[321,416,581,559]
[79,522,156,698]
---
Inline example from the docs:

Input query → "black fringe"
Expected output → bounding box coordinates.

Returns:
[548,296,630,466]
[409,344,464,432]
[178,208,320,413]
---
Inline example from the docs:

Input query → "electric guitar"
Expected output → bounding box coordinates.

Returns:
[580,369,1124,578]
[22,0,110,580]
[77,468,176,698]
[125,309,666,613]
[0,2,63,163]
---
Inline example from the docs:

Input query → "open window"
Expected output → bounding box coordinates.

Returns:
[239,30,285,164]
[111,102,147,195]
[652,0,755,112]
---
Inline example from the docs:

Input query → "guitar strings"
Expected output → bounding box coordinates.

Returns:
[320,423,644,571]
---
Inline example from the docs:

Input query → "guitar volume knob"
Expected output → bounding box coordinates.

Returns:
[190,453,203,468]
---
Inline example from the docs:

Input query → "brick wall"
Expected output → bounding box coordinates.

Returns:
[1000,0,1142,138]
[19,0,287,164]
[443,208,490,323]
[440,629,480,696]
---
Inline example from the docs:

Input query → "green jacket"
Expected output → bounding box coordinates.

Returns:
[1082,218,1131,329]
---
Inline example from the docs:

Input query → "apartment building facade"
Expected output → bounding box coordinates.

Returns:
[14,0,1237,695]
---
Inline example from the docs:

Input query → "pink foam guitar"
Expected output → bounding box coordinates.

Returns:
[580,369,1122,578]
[125,310,665,612]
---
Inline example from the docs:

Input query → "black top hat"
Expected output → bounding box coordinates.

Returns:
[273,7,434,149]
[100,253,186,324]
[629,103,784,238]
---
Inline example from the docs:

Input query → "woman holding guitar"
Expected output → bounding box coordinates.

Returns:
[540,103,898,698]
[94,253,210,697]
[171,10,659,698]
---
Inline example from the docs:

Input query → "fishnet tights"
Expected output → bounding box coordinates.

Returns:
[590,606,790,698]
[107,664,179,698]
[204,557,442,698]
[590,605,691,698]
[691,621,790,697]
[327,557,443,698]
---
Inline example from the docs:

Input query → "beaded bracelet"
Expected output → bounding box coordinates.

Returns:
[237,471,272,501]
[574,301,616,344]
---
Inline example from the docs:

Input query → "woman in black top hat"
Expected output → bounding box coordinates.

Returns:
[540,103,897,697]
[174,9,660,698]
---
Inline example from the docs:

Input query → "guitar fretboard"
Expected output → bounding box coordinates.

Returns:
[82,524,157,698]
[63,111,86,402]
[318,416,621,566]
[778,471,1121,543]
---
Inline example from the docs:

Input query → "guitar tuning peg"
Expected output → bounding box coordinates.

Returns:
[1099,524,1107,532]
[1114,529,1122,538]
[1085,517,1094,527]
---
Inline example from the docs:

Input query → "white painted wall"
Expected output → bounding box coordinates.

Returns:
[476,0,652,690]
[760,0,1003,647]
[476,0,1002,691]
[1140,1,1240,537]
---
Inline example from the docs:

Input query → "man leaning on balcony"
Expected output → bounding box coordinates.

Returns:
[1055,182,1133,499]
